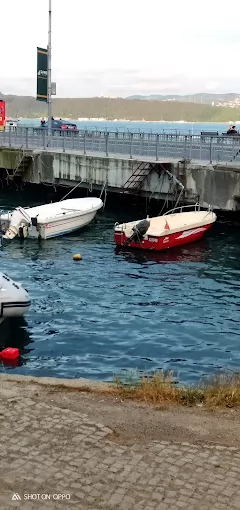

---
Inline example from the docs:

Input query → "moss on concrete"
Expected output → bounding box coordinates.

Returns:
[0,147,33,170]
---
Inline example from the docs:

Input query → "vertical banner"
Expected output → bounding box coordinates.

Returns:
[0,100,5,130]
[37,47,48,102]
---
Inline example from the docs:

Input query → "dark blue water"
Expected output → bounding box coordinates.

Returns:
[1,190,240,384]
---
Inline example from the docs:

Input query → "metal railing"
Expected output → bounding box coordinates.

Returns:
[17,123,193,135]
[0,127,240,163]
[164,203,201,215]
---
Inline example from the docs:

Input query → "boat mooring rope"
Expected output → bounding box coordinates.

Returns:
[59,178,83,201]
[99,179,108,210]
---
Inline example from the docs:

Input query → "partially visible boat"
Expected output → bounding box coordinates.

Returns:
[114,204,217,252]
[0,197,103,240]
[0,273,30,318]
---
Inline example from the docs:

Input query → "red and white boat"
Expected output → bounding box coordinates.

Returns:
[114,204,217,251]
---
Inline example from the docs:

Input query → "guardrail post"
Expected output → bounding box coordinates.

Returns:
[165,134,169,157]
[231,138,235,162]
[156,134,159,161]
[98,131,101,151]
[84,130,86,155]
[49,128,53,149]
[184,136,187,158]
[9,127,12,147]
[2,127,5,146]
[209,137,213,164]
[147,133,150,155]
[71,132,75,150]
[105,132,109,157]
[189,135,192,159]
[43,129,46,149]
[130,132,133,159]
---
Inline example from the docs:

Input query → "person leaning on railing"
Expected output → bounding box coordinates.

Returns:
[227,125,238,135]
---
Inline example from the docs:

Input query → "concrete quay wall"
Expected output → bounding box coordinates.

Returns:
[182,161,240,210]
[1,147,240,210]
[0,148,173,199]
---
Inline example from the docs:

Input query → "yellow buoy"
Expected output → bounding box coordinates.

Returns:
[73,253,82,261]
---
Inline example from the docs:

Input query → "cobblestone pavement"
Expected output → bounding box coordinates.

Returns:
[1,391,240,509]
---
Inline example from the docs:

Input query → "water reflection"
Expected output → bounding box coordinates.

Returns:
[0,318,33,368]
[115,238,209,265]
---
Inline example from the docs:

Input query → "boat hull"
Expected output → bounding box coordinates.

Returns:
[0,274,30,318]
[40,210,98,239]
[0,197,103,240]
[114,223,213,251]
[0,210,98,240]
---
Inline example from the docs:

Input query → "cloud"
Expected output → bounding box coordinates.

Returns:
[1,0,240,97]
[1,71,240,98]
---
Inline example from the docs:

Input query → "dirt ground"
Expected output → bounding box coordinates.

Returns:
[1,374,240,448]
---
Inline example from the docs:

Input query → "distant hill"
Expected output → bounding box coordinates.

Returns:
[126,93,240,104]
[0,92,240,122]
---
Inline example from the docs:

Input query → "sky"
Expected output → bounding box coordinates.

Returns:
[1,0,240,98]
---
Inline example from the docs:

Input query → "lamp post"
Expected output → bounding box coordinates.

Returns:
[47,0,52,143]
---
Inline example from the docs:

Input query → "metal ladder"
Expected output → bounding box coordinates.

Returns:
[122,162,154,193]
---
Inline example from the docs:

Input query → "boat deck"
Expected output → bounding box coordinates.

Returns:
[116,210,216,238]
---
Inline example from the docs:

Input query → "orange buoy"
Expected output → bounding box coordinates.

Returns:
[73,253,82,261]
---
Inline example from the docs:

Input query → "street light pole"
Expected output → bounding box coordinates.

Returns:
[47,0,52,143]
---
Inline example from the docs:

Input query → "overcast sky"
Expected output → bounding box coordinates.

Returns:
[2,0,240,97]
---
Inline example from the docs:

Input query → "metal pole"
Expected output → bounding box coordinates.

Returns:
[47,0,52,144]
[209,137,213,164]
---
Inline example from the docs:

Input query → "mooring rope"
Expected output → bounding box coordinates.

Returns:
[59,178,83,201]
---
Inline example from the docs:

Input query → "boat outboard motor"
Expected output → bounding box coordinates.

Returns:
[3,207,31,240]
[124,219,150,246]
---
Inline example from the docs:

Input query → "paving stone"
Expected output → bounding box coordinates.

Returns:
[1,392,240,510]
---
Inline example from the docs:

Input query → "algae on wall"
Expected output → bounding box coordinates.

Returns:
[0,148,25,170]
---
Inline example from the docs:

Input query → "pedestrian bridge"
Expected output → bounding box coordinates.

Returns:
[1,127,240,164]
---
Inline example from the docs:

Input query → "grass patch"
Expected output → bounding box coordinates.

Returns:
[114,370,240,408]
[5,371,240,409]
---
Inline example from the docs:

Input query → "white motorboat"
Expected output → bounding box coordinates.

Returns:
[0,197,103,240]
[0,273,30,318]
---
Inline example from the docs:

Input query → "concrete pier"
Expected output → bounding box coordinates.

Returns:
[0,147,178,201]
[1,145,240,211]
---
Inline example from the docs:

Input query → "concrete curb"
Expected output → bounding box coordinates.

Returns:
[0,373,113,391]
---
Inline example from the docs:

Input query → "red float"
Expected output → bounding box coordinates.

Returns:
[0,347,20,360]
